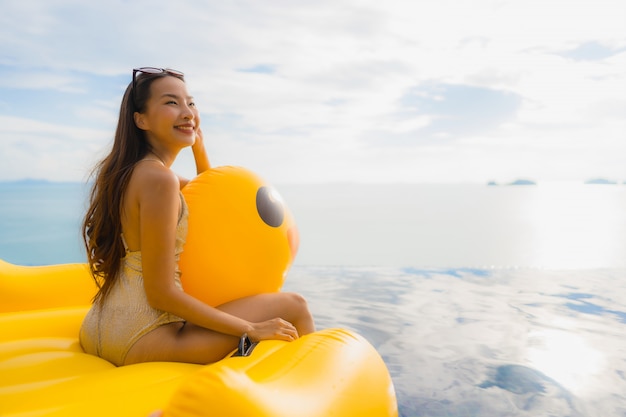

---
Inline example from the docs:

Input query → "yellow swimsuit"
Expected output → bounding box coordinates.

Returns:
[79,193,188,366]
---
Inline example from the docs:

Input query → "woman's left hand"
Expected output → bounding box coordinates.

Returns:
[193,127,205,149]
[191,127,210,174]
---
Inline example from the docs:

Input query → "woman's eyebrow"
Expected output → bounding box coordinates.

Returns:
[160,93,194,100]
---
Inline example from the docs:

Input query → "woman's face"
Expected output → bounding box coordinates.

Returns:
[134,76,200,150]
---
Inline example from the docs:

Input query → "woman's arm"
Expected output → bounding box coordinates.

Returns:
[140,170,249,336]
[179,128,210,188]
[138,169,295,341]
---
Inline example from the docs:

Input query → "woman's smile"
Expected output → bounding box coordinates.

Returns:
[175,123,196,134]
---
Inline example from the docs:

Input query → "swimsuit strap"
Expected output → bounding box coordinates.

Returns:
[136,158,165,166]
[120,233,130,253]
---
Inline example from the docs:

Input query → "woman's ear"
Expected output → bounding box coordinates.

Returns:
[134,112,148,131]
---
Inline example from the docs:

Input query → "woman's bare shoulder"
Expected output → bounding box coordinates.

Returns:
[129,160,180,200]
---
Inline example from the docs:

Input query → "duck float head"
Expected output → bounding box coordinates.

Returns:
[179,166,299,307]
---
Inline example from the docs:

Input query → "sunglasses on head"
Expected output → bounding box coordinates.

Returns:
[132,67,184,108]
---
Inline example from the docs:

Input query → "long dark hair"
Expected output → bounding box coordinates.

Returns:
[83,71,185,303]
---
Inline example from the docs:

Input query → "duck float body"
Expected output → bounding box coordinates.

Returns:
[0,166,397,417]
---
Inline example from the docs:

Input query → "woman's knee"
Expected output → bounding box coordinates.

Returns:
[280,292,314,333]
[282,292,310,315]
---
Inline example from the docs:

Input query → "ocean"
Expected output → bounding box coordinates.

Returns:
[1,180,625,416]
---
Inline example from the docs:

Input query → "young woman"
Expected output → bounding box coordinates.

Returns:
[80,67,315,366]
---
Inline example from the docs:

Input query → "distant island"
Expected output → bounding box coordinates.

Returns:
[0,179,84,186]
[487,179,537,186]
[584,178,619,185]
[487,178,624,186]
[0,178,52,185]
[508,179,537,186]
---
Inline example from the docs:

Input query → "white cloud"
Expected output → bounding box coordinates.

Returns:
[0,115,109,181]
[0,0,625,183]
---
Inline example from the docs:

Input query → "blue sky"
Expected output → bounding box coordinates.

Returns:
[0,0,624,184]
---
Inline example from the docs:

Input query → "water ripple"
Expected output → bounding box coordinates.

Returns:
[286,266,626,416]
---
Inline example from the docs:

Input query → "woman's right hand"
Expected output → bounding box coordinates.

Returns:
[247,318,299,342]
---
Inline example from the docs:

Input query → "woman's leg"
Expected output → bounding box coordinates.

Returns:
[218,291,315,336]
[124,292,315,365]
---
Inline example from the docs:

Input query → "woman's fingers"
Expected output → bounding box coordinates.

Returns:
[279,318,299,340]
[250,318,299,342]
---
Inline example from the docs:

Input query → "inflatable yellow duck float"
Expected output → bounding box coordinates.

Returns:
[0,166,398,417]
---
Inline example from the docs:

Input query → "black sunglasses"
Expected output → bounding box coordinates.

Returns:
[132,67,184,108]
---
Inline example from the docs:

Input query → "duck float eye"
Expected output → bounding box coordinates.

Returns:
[256,186,285,227]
